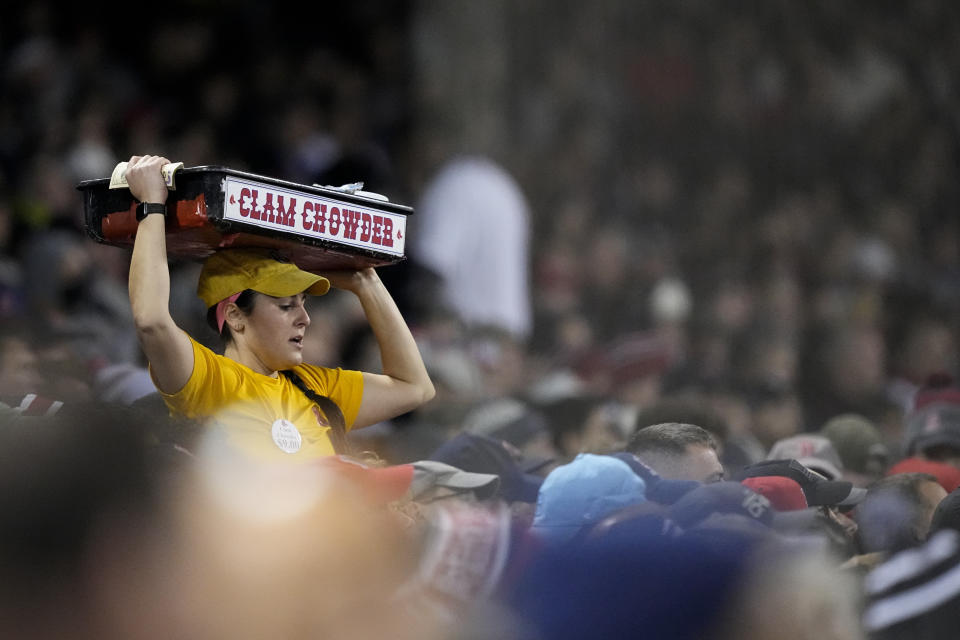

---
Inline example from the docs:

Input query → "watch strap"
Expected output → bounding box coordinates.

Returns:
[136,202,167,222]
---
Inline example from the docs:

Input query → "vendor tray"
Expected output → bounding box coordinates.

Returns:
[77,165,412,271]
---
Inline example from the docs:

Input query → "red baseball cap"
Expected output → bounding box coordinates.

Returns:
[887,457,960,493]
[314,455,414,504]
[741,476,809,511]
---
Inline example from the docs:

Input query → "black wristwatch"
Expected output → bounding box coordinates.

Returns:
[135,202,167,222]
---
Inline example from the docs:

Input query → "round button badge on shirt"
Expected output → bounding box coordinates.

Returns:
[271,419,303,453]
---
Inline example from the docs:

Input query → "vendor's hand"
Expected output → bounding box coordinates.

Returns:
[322,267,379,294]
[124,155,170,204]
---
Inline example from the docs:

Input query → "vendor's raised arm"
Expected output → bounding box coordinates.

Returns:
[125,154,195,394]
[325,269,436,429]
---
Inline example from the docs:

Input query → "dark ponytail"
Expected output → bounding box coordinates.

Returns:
[281,370,350,455]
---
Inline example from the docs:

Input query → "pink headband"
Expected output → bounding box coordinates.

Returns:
[216,292,242,333]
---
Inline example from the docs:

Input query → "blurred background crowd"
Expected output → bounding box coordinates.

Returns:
[2,1,960,638]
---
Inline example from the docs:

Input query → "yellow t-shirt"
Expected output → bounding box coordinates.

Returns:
[157,335,364,460]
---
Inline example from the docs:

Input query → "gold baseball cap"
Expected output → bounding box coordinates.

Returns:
[197,248,330,308]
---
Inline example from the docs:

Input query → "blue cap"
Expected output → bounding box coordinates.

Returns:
[504,514,758,640]
[532,453,646,545]
[668,481,774,530]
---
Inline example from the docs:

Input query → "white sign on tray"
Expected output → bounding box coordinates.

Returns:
[221,175,406,257]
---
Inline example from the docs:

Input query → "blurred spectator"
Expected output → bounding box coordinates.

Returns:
[767,433,845,481]
[19,227,138,365]
[577,223,650,344]
[863,529,960,640]
[396,498,535,628]
[0,192,23,318]
[459,396,559,468]
[0,401,169,638]
[887,314,958,410]
[87,359,158,407]
[901,373,960,466]
[717,543,865,640]
[0,325,44,404]
[930,487,960,535]
[573,331,673,409]
[409,154,533,342]
[538,393,627,463]
[701,383,768,471]
[746,383,806,452]
[160,425,439,640]
[820,413,891,487]
[855,472,947,555]
[803,323,891,430]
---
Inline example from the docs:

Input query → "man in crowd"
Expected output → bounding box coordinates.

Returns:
[625,422,725,484]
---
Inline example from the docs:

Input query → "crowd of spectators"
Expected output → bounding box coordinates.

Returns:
[2,1,960,638]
